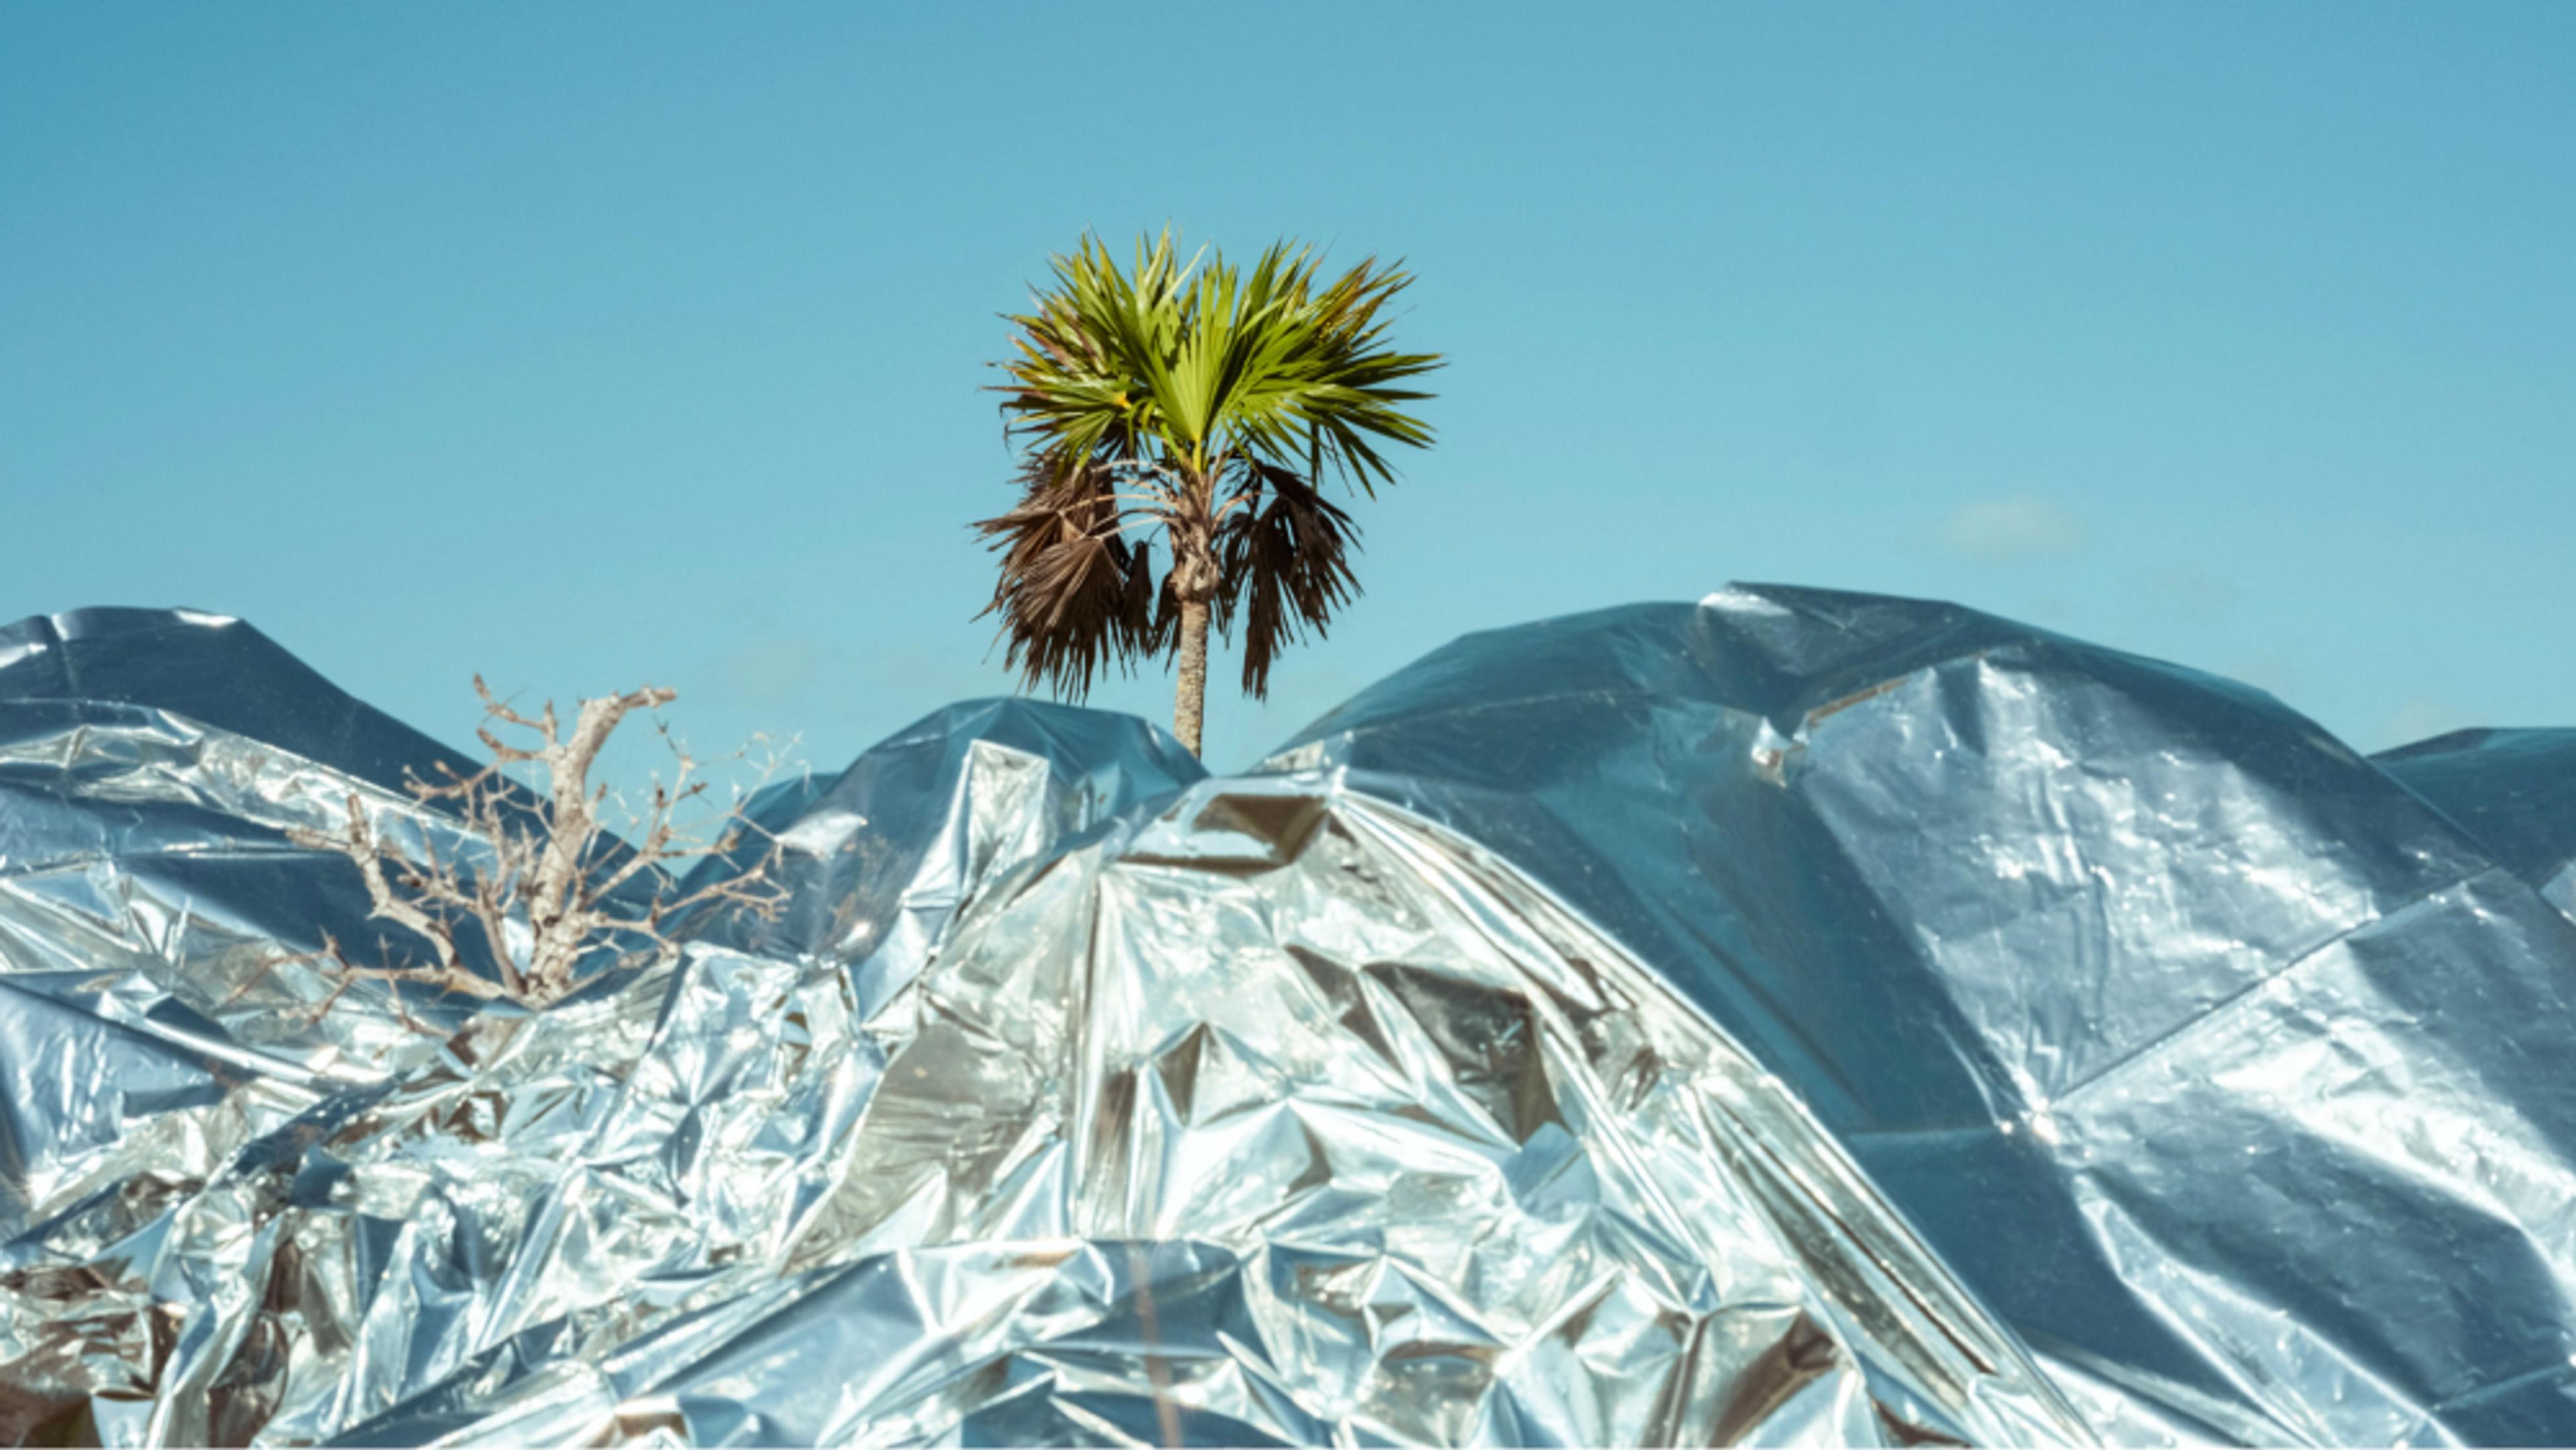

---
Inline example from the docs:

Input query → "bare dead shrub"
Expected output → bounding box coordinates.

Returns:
[287,676,785,1012]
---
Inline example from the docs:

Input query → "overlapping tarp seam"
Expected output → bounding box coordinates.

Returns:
[2045,863,2506,1113]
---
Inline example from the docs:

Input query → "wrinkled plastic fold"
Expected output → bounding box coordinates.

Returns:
[3,588,2573,1445]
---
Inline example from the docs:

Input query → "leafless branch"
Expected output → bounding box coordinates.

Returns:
[286,681,789,1018]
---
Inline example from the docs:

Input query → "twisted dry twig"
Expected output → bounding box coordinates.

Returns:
[286,677,786,1015]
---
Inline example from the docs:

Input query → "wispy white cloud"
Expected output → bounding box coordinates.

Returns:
[1937,494,2088,561]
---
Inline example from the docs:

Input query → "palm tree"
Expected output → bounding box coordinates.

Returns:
[975,231,1442,757]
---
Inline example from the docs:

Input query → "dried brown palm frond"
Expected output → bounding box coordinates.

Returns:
[971,457,1164,700]
[1218,462,1361,700]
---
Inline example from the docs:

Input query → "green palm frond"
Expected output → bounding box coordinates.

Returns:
[979,229,1442,703]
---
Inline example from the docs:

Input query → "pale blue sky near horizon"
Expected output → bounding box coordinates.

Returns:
[5,4,2571,791]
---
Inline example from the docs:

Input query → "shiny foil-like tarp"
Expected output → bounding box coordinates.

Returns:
[4,588,2574,1445]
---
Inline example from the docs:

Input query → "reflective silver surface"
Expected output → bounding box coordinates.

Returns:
[1267,587,2576,1446]
[3,590,2572,1445]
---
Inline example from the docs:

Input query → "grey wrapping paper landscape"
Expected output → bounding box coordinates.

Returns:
[3,585,2572,1445]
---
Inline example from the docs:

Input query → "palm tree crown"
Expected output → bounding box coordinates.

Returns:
[975,230,1442,757]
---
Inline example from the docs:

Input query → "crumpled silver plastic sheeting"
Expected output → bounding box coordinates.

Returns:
[1265,585,2576,1446]
[0,602,2082,1448]
[1,589,2572,1447]
[0,602,2086,1447]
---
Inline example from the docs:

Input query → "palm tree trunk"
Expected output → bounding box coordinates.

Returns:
[1173,598,1210,757]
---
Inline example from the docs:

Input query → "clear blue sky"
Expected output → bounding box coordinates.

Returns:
[5,4,2571,787]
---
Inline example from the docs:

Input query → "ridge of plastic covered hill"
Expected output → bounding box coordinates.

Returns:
[0,607,484,795]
